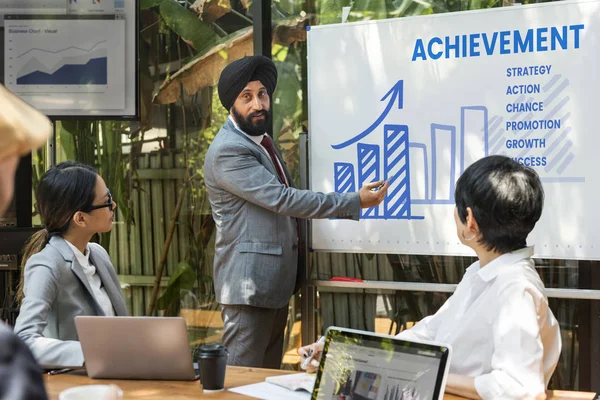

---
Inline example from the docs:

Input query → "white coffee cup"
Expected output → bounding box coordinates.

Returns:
[59,384,123,400]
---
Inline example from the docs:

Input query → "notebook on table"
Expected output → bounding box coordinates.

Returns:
[266,373,316,392]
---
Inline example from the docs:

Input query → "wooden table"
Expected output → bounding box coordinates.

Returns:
[46,367,303,400]
[45,366,596,400]
[44,367,464,400]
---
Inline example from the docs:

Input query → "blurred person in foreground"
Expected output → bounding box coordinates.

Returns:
[0,84,52,400]
[300,155,561,400]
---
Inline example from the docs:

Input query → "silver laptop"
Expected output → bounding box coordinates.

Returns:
[312,327,452,400]
[75,316,197,380]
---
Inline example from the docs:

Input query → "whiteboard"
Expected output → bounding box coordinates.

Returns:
[307,0,600,259]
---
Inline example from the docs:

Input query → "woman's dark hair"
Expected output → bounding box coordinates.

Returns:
[17,161,98,303]
[454,155,544,254]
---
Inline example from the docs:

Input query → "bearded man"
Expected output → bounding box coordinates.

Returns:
[204,55,388,368]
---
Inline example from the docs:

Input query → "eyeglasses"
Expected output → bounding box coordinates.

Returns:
[85,190,114,212]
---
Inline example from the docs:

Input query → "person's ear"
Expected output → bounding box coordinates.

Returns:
[465,207,480,236]
[71,211,87,228]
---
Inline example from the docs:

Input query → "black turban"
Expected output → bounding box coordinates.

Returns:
[217,55,278,110]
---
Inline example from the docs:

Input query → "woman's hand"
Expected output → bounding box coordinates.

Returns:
[297,340,325,373]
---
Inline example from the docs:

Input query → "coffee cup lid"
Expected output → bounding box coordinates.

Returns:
[198,344,228,357]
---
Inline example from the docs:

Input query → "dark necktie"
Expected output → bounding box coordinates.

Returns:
[260,135,288,186]
[260,135,302,256]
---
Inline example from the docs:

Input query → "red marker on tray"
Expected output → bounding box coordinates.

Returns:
[330,276,364,282]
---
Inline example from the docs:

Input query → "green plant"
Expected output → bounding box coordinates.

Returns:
[57,121,139,250]
[155,89,225,315]
[51,0,252,320]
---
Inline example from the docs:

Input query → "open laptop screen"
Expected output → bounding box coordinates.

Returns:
[312,327,451,400]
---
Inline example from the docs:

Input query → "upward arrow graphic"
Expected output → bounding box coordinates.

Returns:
[331,80,404,150]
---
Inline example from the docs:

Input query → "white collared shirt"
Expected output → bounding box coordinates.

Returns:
[396,247,561,400]
[229,115,289,186]
[65,240,115,317]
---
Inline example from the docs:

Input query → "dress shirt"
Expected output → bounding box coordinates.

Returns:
[229,115,289,186]
[65,241,115,317]
[396,247,561,400]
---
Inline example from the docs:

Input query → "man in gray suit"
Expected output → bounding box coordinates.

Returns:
[204,56,389,368]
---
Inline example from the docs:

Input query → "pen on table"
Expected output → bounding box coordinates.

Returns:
[48,368,73,375]
[301,336,326,370]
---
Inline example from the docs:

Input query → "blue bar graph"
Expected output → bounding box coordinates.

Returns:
[460,106,488,174]
[329,80,492,220]
[334,162,356,193]
[431,124,456,203]
[409,143,429,202]
[357,143,380,218]
[384,124,411,219]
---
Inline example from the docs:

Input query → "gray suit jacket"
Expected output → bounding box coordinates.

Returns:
[204,119,360,309]
[14,236,128,367]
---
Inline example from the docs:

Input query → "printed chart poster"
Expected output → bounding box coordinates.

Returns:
[4,17,125,113]
[308,0,600,259]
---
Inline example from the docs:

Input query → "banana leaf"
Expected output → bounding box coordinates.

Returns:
[159,0,220,51]
[157,261,197,313]
[153,26,253,104]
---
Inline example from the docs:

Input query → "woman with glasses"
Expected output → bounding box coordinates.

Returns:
[14,161,128,367]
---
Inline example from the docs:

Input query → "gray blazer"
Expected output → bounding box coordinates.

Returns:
[204,119,360,309]
[14,236,128,367]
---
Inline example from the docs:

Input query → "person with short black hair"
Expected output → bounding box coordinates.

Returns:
[454,154,544,256]
[300,155,561,400]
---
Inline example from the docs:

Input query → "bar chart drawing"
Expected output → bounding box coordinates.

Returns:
[409,143,429,201]
[384,124,412,219]
[431,124,457,204]
[460,106,489,175]
[334,162,356,193]
[358,143,382,218]
[330,80,490,220]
